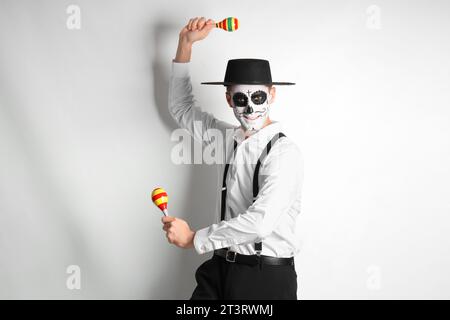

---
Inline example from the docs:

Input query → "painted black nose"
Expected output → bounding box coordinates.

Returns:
[244,105,253,114]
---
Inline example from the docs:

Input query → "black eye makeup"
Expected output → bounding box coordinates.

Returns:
[232,92,248,107]
[251,90,267,105]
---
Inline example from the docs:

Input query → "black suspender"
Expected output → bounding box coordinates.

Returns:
[220,132,286,254]
[252,132,286,201]
[221,140,237,221]
[252,132,286,253]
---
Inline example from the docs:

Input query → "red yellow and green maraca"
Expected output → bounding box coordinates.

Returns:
[215,17,239,32]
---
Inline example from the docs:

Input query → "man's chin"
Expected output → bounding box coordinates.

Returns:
[242,123,262,134]
[237,118,266,134]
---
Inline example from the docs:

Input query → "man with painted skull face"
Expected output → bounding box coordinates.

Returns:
[228,84,272,132]
[162,17,304,300]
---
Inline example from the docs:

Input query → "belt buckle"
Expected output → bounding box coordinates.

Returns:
[225,250,237,263]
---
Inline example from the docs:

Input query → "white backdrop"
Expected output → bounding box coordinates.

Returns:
[1,0,449,299]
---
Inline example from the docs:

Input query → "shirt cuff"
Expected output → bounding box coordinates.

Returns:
[193,227,215,254]
[171,60,190,78]
[193,226,247,255]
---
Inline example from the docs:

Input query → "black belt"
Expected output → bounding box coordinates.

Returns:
[214,249,294,266]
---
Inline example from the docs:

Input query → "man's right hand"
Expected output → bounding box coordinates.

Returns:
[174,17,215,63]
[180,17,214,44]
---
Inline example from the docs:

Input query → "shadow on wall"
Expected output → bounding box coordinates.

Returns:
[0,58,106,300]
[149,19,218,299]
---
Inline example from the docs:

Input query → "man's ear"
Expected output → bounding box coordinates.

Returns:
[225,91,233,108]
[268,86,276,104]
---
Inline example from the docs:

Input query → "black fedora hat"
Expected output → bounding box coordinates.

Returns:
[201,58,295,86]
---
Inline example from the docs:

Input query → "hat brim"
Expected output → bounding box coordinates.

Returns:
[201,81,295,86]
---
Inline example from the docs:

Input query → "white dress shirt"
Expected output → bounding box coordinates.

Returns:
[168,61,304,258]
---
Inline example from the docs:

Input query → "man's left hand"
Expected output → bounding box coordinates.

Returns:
[162,216,195,249]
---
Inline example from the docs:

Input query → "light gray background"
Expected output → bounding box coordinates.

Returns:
[1,0,449,299]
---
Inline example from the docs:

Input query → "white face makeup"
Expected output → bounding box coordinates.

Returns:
[229,84,272,133]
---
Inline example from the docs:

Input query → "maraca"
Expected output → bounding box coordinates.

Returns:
[215,17,239,32]
[151,187,168,216]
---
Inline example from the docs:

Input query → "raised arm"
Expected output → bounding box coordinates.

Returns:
[168,17,235,144]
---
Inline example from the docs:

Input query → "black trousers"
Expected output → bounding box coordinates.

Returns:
[190,255,297,300]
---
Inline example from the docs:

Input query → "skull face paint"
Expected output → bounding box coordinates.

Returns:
[229,84,272,133]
